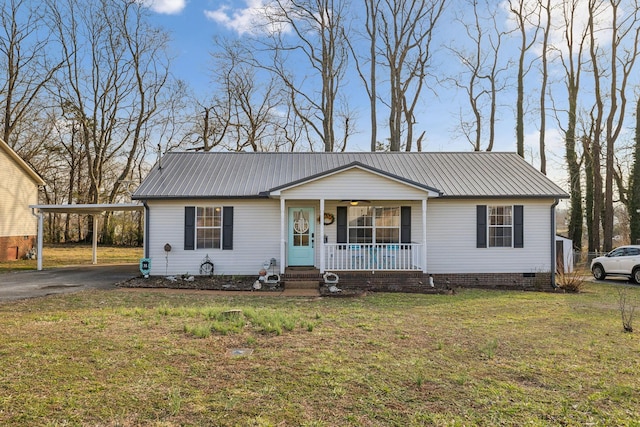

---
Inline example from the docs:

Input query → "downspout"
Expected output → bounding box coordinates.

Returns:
[550,199,559,289]
[143,201,150,259]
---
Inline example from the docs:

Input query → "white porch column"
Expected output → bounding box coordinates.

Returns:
[319,198,325,273]
[422,198,428,273]
[280,198,286,274]
[37,212,43,271]
[92,214,98,265]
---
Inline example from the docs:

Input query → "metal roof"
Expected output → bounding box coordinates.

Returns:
[132,152,569,200]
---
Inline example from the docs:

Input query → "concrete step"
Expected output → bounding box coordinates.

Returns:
[284,280,320,290]
[281,288,321,297]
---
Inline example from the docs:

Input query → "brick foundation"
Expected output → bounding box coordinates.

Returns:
[324,271,554,293]
[430,272,554,291]
[119,271,556,293]
[0,235,36,261]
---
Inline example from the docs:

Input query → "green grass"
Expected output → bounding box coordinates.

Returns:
[0,283,639,425]
[0,243,142,271]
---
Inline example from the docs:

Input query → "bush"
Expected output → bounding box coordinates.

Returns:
[556,270,586,292]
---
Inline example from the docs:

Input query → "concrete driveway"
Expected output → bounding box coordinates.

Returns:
[0,264,139,302]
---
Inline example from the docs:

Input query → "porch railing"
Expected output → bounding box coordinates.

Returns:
[324,243,423,271]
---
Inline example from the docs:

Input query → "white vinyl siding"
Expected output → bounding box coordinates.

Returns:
[0,147,40,237]
[146,199,280,276]
[426,199,555,274]
[280,167,430,200]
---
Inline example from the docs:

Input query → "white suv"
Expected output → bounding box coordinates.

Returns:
[591,245,640,283]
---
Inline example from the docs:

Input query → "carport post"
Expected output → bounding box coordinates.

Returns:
[37,212,43,271]
[92,214,98,265]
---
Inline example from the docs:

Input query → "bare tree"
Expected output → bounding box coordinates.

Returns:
[377,0,446,152]
[216,40,288,152]
[0,0,62,151]
[630,93,640,244]
[537,0,552,174]
[554,0,590,251]
[253,0,351,152]
[348,0,380,152]
[49,0,173,243]
[601,0,640,252]
[446,0,509,151]
[507,0,541,158]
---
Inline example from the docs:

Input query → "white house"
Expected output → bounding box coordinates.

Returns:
[132,152,568,290]
[0,138,44,261]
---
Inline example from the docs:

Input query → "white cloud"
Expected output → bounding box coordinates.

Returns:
[141,0,186,15]
[500,0,616,58]
[204,0,291,36]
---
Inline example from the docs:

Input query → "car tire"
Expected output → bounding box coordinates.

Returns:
[633,268,640,284]
[592,264,606,280]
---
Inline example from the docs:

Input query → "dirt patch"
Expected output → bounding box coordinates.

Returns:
[117,275,281,292]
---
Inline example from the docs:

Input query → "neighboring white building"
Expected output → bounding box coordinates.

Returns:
[556,235,574,273]
[132,152,569,289]
[0,138,44,261]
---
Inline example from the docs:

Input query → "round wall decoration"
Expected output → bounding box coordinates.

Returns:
[320,212,335,225]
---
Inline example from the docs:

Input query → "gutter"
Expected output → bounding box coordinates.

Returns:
[550,199,559,289]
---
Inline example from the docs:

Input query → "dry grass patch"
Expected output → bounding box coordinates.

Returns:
[0,283,639,425]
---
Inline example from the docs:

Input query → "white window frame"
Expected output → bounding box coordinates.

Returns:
[347,206,400,244]
[196,206,222,249]
[488,205,513,248]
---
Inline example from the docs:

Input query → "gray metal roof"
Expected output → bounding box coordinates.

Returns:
[132,152,569,200]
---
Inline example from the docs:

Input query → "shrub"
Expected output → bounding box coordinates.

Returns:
[556,270,586,293]
[619,288,636,333]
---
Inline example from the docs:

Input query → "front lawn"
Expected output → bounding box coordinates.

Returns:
[0,283,638,425]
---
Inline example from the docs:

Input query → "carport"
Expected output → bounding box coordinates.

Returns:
[29,203,144,271]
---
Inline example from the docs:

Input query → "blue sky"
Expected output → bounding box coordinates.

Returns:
[140,0,640,193]
[143,1,564,156]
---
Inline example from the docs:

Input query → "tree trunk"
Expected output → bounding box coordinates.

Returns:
[630,96,640,244]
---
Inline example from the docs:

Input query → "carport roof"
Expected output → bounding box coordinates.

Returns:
[29,203,144,272]
[30,203,143,214]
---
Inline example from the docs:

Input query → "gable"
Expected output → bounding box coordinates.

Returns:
[275,167,437,199]
[0,139,44,186]
[0,147,40,237]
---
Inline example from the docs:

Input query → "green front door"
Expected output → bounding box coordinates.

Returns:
[288,207,315,266]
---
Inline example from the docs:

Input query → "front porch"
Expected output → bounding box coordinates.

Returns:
[278,199,431,275]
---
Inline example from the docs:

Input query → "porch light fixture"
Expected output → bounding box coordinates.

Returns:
[342,200,371,206]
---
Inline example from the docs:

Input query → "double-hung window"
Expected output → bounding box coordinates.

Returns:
[477,205,523,249]
[185,206,233,251]
[348,206,400,244]
[196,206,222,249]
[488,206,512,247]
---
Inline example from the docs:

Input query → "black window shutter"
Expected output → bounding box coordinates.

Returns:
[514,205,524,248]
[400,206,411,243]
[477,205,487,248]
[222,206,233,250]
[184,206,195,250]
[336,206,347,243]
